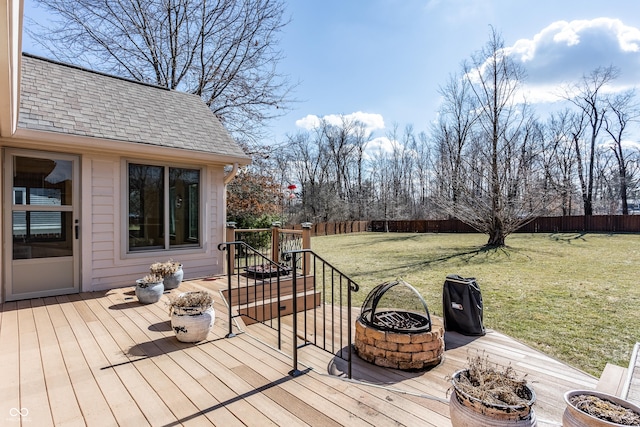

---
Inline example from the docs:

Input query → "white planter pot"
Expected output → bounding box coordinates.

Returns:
[163,265,183,290]
[135,280,164,304]
[171,306,215,342]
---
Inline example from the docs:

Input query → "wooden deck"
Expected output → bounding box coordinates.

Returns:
[624,342,640,405]
[0,277,598,426]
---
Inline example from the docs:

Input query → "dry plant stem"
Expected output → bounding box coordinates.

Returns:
[150,259,181,276]
[454,353,532,407]
[168,291,213,315]
[139,273,163,286]
[570,395,640,425]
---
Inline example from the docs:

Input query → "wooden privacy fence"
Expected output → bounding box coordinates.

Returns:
[279,216,640,237]
[370,215,640,234]
[284,221,370,236]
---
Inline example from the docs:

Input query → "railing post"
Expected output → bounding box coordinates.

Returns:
[289,253,302,377]
[301,222,312,276]
[225,222,236,274]
[271,222,281,263]
[219,241,236,338]
[347,278,353,379]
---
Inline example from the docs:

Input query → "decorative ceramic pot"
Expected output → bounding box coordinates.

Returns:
[449,369,537,427]
[135,279,164,304]
[563,390,640,427]
[171,304,215,342]
[163,264,184,290]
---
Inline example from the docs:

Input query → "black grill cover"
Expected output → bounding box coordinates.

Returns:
[442,275,485,336]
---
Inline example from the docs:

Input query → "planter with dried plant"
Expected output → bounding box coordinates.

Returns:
[135,274,164,304]
[449,353,537,426]
[563,390,640,426]
[168,291,215,342]
[150,259,183,290]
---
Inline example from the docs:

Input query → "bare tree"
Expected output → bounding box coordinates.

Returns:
[285,130,332,223]
[29,0,295,141]
[411,131,433,218]
[604,90,639,214]
[562,66,620,215]
[432,72,478,212]
[434,28,543,247]
[542,110,579,215]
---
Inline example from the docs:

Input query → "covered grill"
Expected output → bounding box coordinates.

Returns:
[354,279,445,371]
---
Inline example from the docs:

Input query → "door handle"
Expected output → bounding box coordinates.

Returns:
[75,219,79,239]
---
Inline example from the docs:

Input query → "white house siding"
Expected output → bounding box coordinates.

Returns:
[86,157,226,293]
[87,156,120,291]
[0,162,3,299]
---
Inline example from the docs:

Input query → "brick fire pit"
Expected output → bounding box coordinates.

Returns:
[353,279,445,371]
[354,316,444,370]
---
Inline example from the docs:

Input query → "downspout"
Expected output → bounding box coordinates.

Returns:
[223,162,239,185]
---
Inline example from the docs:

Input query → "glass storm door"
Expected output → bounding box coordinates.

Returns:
[4,150,80,301]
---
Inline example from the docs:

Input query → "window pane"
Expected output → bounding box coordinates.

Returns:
[129,164,164,251]
[13,157,73,206]
[169,168,199,248]
[13,211,72,259]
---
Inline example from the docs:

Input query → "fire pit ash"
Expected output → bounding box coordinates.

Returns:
[354,279,444,370]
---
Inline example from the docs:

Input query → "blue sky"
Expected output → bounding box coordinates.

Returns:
[22,1,640,147]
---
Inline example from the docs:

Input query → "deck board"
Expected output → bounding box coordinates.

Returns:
[0,277,602,426]
[17,299,55,426]
[64,294,149,426]
[36,298,86,426]
[52,296,118,427]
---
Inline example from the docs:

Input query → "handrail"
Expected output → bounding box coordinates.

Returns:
[218,242,359,379]
[217,241,287,345]
[283,249,359,378]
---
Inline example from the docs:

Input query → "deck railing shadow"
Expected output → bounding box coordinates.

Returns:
[325,346,429,384]
[158,372,309,427]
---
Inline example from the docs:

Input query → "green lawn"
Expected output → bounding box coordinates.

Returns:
[310,232,640,376]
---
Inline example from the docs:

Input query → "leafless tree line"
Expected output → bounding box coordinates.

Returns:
[30,4,639,246]
[271,30,639,246]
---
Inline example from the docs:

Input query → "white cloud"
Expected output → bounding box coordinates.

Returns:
[505,18,640,103]
[367,136,395,155]
[295,111,385,135]
[295,114,321,130]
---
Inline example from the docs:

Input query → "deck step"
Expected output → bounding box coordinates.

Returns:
[596,363,628,396]
[222,275,315,305]
[239,291,322,325]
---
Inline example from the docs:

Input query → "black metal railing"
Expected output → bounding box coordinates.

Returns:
[218,241,289,346]
[282,249,359,378]
[217,242,359,379]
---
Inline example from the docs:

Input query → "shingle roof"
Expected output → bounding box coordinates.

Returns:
[18,54,249,160]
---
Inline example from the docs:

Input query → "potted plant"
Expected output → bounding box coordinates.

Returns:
[150,259,183,290]
[449,353,537,426]
[563,390,640,426]
[135,274,164,304]
[168,291,215,342]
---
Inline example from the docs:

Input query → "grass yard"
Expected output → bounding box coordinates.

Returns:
[310,232,640,377]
